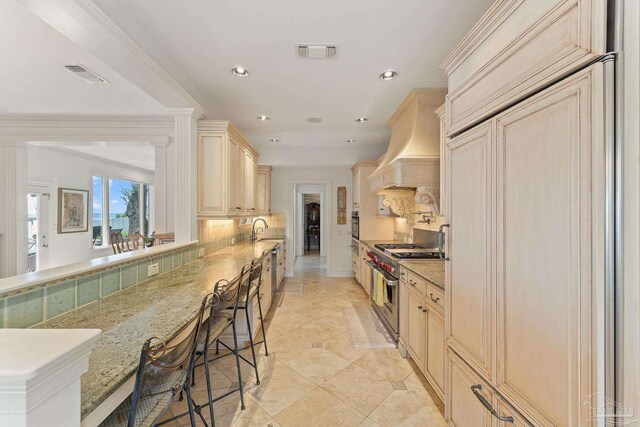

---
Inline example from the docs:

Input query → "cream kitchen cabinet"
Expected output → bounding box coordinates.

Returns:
[244,150,257,214]
[359,243,371,294]
[435,103,447,217]
[446,121,494,382]
[256,165,272,215]
[197,121,260,217]
[400,277,446,401]
[445,65,605,426]
[406,290,426,370]
[351,161,394,241]
[352,167,361,211]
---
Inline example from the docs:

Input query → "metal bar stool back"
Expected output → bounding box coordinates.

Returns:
[100,296,208,427]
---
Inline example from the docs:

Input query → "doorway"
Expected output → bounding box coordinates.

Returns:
[303,194,321,255]
[27,183,51,272]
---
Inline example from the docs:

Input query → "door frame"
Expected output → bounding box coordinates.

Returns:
[27,181,52,271]
[290,180,330,273]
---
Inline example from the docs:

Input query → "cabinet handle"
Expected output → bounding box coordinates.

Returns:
[236,206,242,210]
[430,293,440,304]
[422,308,427,313]
[400,272,405,276]
[470,385,514,423]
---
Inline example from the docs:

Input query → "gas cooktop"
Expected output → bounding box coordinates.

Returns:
[374,243,442,259]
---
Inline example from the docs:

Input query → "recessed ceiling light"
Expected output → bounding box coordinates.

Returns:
[231,66,250,77]
[379,70,398,81]
[355,118,369,123]
[269,138,280,143]
[306,117,322,123]
[257,115,270,121]
[347,139,357,144]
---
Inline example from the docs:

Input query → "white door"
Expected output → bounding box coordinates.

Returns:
[27,184,51,272]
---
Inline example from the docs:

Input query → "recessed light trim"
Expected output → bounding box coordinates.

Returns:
[306,117,322,123]
[257,115,270,121]
[269,138,280,143]
[346,139,357,144]
[379,70,398,81]
[231,66,250,77]
[355,118,369,123]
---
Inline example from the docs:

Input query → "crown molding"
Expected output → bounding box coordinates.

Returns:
[440,0,524,73]
[0,115,173,145]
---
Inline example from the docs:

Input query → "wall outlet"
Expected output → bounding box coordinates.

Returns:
[198,248,205,258]
[148,263,160,277]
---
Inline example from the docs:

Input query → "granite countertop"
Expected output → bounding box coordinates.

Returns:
[400,260,445,291]
[36,240,278,420]
[358,240,403,248]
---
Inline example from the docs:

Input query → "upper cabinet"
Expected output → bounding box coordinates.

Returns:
[256,165,272,215]
[434,103,447,218]
[197,120,260,217]
[441,0,606,135]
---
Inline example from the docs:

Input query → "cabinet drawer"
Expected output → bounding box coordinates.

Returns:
[407,272,427,295]
[446,349,493,427]
[442,0,606,135]
[426,283,444,313]
[493,396,533,427]
[399,267,408,284]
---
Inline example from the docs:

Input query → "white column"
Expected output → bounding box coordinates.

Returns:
[0,329,101,427]
[172,109,198,243]
[0,146,27,278]
[153,145,168,233]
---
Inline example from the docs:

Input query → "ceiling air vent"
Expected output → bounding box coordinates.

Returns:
[64,64,109,84]
[296,44,338,59]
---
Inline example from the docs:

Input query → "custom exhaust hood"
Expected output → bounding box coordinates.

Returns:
[367,88,446,220]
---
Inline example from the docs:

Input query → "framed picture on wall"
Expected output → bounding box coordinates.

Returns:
[337,186,347,224]
[57,188,89,234]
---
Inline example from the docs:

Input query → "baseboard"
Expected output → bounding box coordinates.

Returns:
[327,269,353,278]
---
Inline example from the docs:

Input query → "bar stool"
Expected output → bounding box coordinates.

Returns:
[100,296,208,427]
[218,250,270,385]
[184,265,251,427]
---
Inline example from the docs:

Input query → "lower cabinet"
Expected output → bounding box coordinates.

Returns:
[446,350,532,427]
[400,280,446,401]
[407,291,427,369]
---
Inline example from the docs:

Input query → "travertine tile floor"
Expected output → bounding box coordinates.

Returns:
[163,254,445,427]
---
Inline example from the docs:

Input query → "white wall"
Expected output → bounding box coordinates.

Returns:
[27,147,154,268]
[271,167,352,277]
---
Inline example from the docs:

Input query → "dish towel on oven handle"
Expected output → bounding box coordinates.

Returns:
[374,270,387,307]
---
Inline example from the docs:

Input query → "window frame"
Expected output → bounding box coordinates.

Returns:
[91,174,154,249]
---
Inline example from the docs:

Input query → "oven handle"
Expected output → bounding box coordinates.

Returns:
[367,261,398,286]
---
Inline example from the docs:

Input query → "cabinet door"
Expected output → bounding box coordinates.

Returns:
[256,168,270,214]
[399,282,409,350]
[494,64,603,426]
[228,139,241,213]
[447,121,494,381]
[407,291,426,371]
[426,308,445,400]
[446,350,492,427]
[244,152,256,214]
[197,132,227,215]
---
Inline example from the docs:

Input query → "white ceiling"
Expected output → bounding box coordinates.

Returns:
[0,1,167,115]
[90,0,494,149]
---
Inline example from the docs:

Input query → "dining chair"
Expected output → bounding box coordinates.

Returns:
[100,296,208,427]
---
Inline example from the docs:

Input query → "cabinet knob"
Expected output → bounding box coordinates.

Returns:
[418,305,423,309]
[422,308,427,313]
[430,293,440,303]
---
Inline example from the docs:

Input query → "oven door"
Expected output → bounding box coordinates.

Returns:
[351,215,359,240]
[368,261,399,340]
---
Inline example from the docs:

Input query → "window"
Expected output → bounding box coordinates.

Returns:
[92,176,153,247]
[92,176,103,248]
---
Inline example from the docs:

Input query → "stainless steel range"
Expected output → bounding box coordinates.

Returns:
[366,240,444,341]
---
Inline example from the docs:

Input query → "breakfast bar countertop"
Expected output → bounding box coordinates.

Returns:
[400,260,445,291]
[35,240,279,420]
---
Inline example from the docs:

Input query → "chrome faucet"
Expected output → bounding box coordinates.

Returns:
[251,218,269,242]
